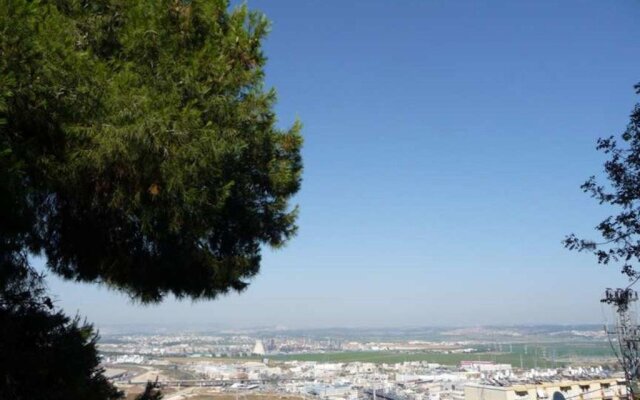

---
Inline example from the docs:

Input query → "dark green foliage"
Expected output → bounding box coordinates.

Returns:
[135,379,163,400]
[1,1,300,398]
[0,264,123,400]
[1,0,302,302]
[564,83,640,293]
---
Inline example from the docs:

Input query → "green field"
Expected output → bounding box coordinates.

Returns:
[520,342,614,359]
[268,342,616,368]
[268,351,558,368]
[153,341,616,369]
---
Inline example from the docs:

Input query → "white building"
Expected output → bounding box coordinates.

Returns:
[253,340,266,355]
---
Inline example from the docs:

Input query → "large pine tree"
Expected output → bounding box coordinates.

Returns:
[0,1,302,398]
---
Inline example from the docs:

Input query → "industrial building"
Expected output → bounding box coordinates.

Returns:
[252,340,266,356]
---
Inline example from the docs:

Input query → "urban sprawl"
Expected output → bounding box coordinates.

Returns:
[98,327,626,400]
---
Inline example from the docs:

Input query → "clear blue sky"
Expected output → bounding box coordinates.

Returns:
[42,0,640,329]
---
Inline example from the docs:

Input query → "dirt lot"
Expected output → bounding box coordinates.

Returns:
[122,387,303,400]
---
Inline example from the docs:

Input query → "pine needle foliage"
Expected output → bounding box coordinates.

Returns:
[1,0,303,302]
[135,379,163,400]
[0,263,123,399]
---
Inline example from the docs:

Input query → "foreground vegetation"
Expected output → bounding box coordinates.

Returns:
[1,0,301,398]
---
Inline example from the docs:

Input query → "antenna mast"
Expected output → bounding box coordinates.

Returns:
[604,288,640,399]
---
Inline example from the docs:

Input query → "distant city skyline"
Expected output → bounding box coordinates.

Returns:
[42,0,640,328]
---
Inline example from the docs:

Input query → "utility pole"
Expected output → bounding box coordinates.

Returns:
[604,288,640,399]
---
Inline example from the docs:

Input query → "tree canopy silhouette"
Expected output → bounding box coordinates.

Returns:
[565,83,640,296]
[1,0,302,302]
[1,0,302,398]
[135,379,163,400]
[0,263,123,399]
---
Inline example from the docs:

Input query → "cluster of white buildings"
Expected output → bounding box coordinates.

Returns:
[173,360,621,400]
[181,360,478,400]
[103,354,145,364]
[98,333,256,357]
[341,341,477,353]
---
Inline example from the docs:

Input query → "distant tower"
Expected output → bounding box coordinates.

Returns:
[252,339,266,356]
[604,288,640,399]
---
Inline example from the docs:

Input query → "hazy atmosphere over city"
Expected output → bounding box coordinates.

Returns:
[38,0,640,328]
